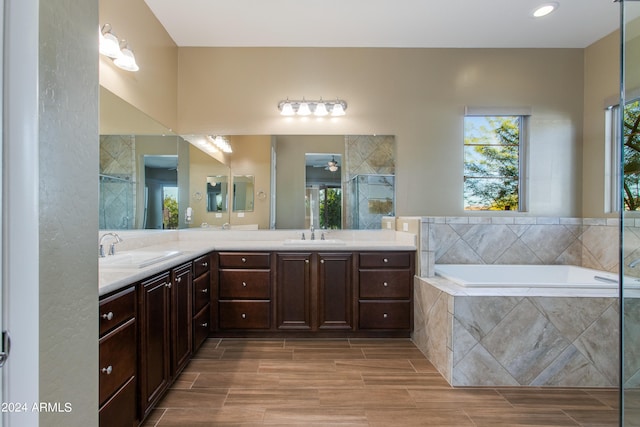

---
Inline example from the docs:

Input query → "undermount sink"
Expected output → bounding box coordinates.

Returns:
[99,250,183,268]
[283,239,345,245]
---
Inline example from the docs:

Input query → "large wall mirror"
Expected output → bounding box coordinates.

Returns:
[99,87,231,229]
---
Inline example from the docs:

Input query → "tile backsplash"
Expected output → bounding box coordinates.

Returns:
[419,216,620,277]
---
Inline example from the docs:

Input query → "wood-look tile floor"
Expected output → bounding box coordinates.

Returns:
[141,339,619,426]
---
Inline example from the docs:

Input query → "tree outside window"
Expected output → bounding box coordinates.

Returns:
[623,100,640,211]
[464,116,521,211]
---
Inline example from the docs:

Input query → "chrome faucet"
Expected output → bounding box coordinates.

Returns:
[630,258,640,268]
[99,232,123,257]
[310,225,315,240]
[222,223,230,230]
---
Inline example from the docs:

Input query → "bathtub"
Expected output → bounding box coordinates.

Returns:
[434,264,640,288]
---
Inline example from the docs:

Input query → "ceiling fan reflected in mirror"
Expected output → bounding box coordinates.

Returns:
[327,156,339,172]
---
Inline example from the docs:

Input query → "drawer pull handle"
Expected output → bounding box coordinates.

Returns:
[202,262,208,267]
[383,282,388,287]
[176,277,182,283]
[201,288,209,294]
[101,312,114,321]
[242,282,247,287]
[241,313,247,319]
[241,257,247,263]
[101,365,113,375]
[383,258,389,263]
[201,322,208,328]
[383,313,388,318]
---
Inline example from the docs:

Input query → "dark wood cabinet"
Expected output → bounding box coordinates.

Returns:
[192,253,213,351]
[171,263,192,377]
[276,252,312,330]
[317,252,353,330]
[99,286,137,427]
[138,272,171,419]
[358,251,414,331]
[218,252,272,331]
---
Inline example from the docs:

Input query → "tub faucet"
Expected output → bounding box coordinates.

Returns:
[99,232,123,257]
[630,258,640,268]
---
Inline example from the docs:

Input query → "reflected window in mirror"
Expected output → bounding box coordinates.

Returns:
[233,175,255,212]
[206,175,228,212]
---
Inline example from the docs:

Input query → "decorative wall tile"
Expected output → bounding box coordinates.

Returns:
[573,304,619,385]
[531,345,610,387]
[530,297,613,342]
[452,344,519,386]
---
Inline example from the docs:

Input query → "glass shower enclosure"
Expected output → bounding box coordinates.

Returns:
[348,174,395,229]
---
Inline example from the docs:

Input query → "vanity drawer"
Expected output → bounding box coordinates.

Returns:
[359,270,413,299]
[193,253,211,278]
[193,272,210,313]
[219,252,270,269]
[193,305,210,352]
[219,270,270,299]
[99,375,136,427]
[99,318,136,406]
[219,301,270,329]
[99,286,136,336]
[359,252,411,269]
[359,301,411,330]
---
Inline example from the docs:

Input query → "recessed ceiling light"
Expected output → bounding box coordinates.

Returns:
[532,2,558,18]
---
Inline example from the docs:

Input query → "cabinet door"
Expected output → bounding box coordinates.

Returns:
[171,264,192,377]
[276,253,312,330]
[318,253,353,330]
[139,273,170,417]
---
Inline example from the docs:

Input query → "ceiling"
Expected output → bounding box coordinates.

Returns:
[144,0,620,49]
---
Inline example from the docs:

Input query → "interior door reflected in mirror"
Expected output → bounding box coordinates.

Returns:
[305,153,342,229]
[232,175,254,212]
[206,175,228,212]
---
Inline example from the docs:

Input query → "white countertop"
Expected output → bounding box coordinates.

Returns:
[99,229,416,296]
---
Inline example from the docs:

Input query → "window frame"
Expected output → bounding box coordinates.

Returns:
[463,108,530,212]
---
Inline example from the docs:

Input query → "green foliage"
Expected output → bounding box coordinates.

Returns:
[464,116,520,210]
[163,195,179,229]
[623,101,640,210]
[319,188,342,229]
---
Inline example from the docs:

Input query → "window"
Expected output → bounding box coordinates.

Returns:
[607,99,640,212]
[463,114,527,211]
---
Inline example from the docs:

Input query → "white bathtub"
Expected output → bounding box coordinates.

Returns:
[434,264,640,289]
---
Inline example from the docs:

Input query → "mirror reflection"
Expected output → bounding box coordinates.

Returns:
[232,175,255,212]
[99,87,396,230]
[206,176,228,212]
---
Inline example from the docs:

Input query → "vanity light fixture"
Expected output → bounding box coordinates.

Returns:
[208,135,233,153]
[99,24,139,72]
[278,98,348,117]
[532,2,558,18]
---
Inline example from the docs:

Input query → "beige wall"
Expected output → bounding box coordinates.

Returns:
[99,0,178,130]
[188,145,231,227]
[275,135,345,228]
[229,135,272,229]
[583,32,620,218]
[178,47,586,217]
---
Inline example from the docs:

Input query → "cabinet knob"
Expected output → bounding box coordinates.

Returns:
[383,313,388,318]
[305,259,309,264]
[101,311,114,321]
[320,259,325,264]
[241,313,247,319]
[383,282,388,287]
[383,258,389,263]
[201,322,208,328]
[201,288,209,294]
[176,277,182,283]
[202,262,208,267]
[166,282,172,289]
[101,365,113,375]
[241,257,247,263]
[242,282,247,287]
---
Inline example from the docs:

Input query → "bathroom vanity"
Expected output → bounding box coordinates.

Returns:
[97,229,416,426]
